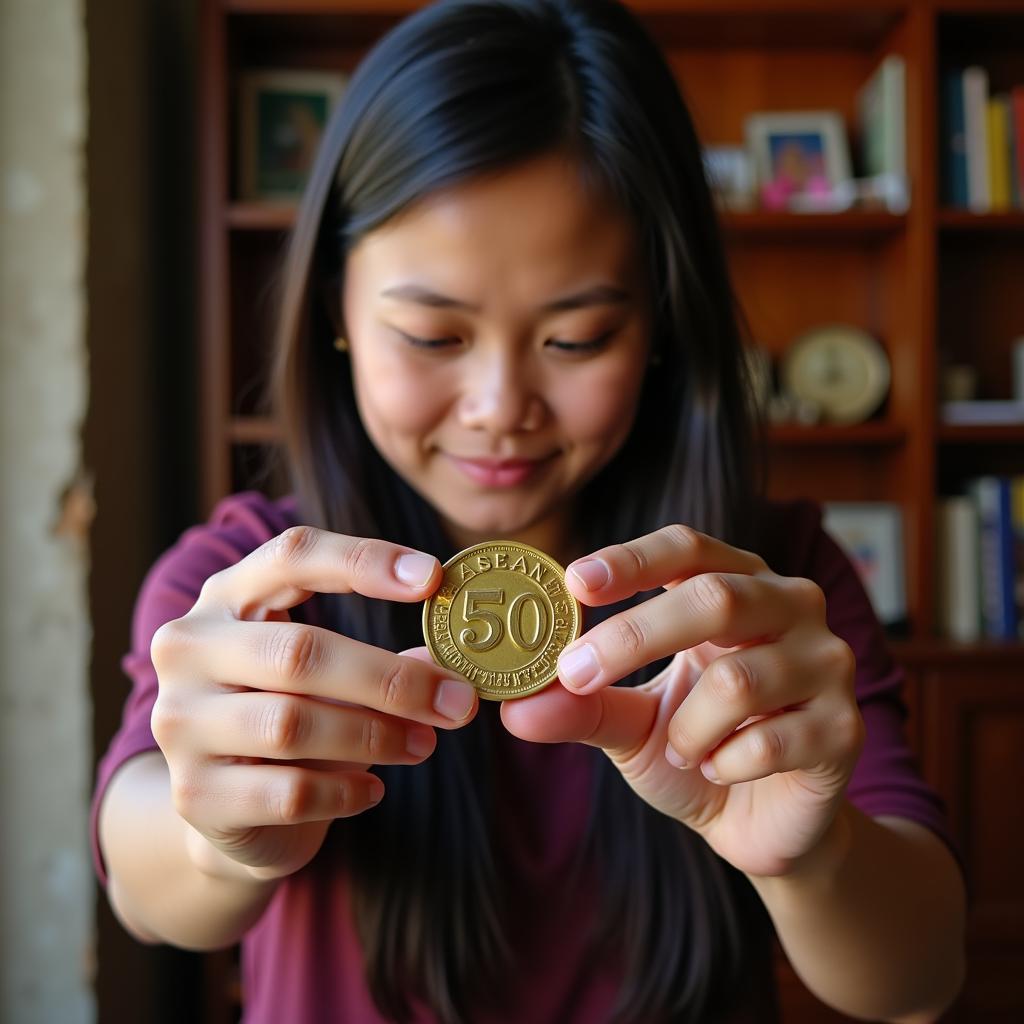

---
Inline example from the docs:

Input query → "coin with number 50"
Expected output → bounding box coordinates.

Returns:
[422,541,583,700]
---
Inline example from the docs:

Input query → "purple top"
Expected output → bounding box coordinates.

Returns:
[91,491,959,1023]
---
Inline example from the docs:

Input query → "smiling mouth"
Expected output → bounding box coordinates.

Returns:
[445,452,557,488]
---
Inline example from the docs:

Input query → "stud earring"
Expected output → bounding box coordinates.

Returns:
[333,336,349,353]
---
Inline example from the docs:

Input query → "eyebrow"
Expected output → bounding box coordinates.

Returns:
[379,282,631,313]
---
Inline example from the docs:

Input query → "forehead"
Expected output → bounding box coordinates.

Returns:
[345,153,642,297]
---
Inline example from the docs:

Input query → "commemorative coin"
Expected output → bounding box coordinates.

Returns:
[422,540,583,700]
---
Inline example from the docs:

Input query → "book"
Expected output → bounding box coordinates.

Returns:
[937,496,982,642]
[1013,478,1024,638]
[1012,86,1024,209]
[968,476,1017,640]
[941,69,968,207]
[940,400,1024,425]
[858,55,906,181]
[963,65,991,212]
[987,95,1012,212]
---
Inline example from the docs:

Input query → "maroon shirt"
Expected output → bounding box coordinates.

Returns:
[91,491,959,1023]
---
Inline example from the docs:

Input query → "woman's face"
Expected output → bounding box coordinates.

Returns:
[341,151,652,558]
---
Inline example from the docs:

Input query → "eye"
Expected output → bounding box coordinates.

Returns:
[394,329,459,350]
[547,329,616,354]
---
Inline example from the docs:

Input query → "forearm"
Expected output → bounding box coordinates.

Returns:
[748,800,967,1022]
[98,751,280,950]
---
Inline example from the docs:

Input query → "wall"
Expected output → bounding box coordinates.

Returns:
[0,1,94,1022]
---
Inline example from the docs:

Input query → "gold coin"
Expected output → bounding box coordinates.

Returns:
[422,540,583,701]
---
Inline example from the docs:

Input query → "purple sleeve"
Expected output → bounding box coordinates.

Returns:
[773,500,962,870]
[90,491,301,886]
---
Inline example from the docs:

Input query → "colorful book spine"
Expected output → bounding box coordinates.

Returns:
[937,496,981,642]
[1012,86,1024,210]
[942,69,968,207]
[987,95,1012,211]
[969,476,1017,640]
[1012,478,1024,638]
[963,66,991,212]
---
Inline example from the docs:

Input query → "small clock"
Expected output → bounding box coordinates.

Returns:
[780,324,890,425]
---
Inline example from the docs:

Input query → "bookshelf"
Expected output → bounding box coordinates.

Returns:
[195,1,1024,1020]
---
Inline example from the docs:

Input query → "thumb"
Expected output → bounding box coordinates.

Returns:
[501,680,658,754]
[398,645,435,665]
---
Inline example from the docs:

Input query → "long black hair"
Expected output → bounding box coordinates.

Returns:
[263,1,771,1021]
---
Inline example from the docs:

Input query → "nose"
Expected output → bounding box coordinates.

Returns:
[456,346,544,435]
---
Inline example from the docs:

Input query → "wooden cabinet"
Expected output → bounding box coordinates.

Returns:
[194,1,1024,1019]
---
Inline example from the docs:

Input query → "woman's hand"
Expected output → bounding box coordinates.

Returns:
[149,526,479,882]
[500,524,864,880]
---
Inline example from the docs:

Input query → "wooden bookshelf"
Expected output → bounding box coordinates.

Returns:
[196,1,1024,1020]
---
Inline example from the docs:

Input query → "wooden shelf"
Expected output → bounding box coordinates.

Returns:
[768,421,907,446]
[193,4,1024,1022]
[938,423,1024,444]
[721,209,906,240]
[938,209,1024,232]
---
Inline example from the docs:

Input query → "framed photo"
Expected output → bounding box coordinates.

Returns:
[822,502,907,629]
[744,111,852,211]
[238,69,348,202]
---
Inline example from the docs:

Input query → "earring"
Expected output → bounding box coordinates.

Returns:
[333,336,349,353]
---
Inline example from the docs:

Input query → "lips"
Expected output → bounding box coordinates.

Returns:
[445,452,556,487]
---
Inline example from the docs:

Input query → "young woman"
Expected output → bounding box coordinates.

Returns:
[93,2,967,1022]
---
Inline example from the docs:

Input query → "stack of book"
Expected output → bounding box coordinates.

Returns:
[941,67,1024,211]
[937,477,1024,642]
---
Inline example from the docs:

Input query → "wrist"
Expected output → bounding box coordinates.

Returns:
[184,825,280,888]
[748,800,855,897]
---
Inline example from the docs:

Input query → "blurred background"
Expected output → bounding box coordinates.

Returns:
[1,1,1022,1022]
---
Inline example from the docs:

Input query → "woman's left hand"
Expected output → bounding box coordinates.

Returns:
[500,524,865,879]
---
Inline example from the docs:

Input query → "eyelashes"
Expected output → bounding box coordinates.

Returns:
[394,328,617,354]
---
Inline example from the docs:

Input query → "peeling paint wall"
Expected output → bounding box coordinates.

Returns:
[0,0,95,1021]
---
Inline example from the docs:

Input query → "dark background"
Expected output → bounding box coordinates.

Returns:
[85,1,204,1018]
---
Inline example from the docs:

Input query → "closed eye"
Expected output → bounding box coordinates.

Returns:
[396,330,458,350]
[546,330,616,353]
[394,328,616,353]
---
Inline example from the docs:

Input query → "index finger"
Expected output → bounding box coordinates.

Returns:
[194,526,442,619]
[564,524,766,606]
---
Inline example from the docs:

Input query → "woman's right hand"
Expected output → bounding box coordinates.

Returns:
[149,526,477,883]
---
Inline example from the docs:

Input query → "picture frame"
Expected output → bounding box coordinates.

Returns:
[822,502,907,630]
[237,69,349,202]
[744,110,853,212]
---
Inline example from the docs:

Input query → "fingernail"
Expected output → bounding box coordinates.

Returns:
[701,761,720,783]
[367,777,385,805]
[394,552,436,588]
[559,643,600,691]
[569,558,610,592]
[406,724,435,758]
[434,678,476,721]
[665,742,689,769]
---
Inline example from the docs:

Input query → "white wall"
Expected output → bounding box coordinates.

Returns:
[0,0,95,1021]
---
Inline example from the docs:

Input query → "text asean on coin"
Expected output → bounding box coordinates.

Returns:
[422,541,583,701]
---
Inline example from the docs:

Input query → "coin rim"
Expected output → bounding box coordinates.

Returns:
[421,539,583,701]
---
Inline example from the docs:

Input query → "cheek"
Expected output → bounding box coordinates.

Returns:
[352,353,449,438]
[557,364,645,444]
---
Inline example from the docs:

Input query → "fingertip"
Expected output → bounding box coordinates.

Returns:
[393,551,440,591]
[397,645,434,664]
[567,558,611,594]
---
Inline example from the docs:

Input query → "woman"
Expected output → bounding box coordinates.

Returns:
[94,2,966,1021]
